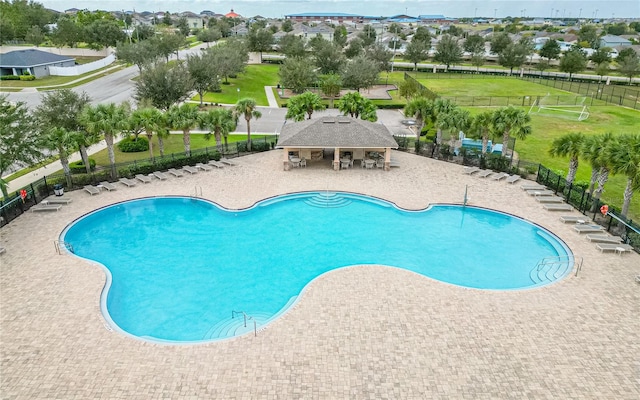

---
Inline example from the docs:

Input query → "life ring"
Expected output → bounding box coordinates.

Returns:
[600,205,609,215]
[19,189,27,200]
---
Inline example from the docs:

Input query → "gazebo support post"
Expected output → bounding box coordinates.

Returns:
[283,147,291,171]
[333,147,340,171]
[384,148,391,171]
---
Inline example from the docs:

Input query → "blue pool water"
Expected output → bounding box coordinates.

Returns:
[62,192,572,343]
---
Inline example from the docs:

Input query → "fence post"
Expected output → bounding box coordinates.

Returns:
[43,175,48,196]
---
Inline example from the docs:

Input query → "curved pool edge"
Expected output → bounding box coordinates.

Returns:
[59,191,575,345]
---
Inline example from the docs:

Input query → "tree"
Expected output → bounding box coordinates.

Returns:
[333,25,347,47]
[588,133,616,210]
[559,48,587,80]
[616,48,637,64]
[198,107,236,151]
[313,41,346,75]
[278,34,306,58]
[341,55,379,92]
[152,33,186,62]
[404,97,434,141]
[595,62,610,80]
[581,135,603,194]
[490,32,511,54]
[187,53,220,106]
[80,103,130,179]
[51,17,82,48]
[365,43,393,72]
[431,98,458,151]
[206,39,248,83]
[590,47,612,65]
[135,62,193,110]
[25,25,44,46]
[463,34,485,55]
[281,19,293,33]
[498,42,528,73]
[539,39,561,61]
[404,39,430,71]
[470,54,485,71]
[434,35,462,69]
[129,107,165,159]
[578,25,599,49]
[278,57,317,93]
[491,106,532,156]
[176,16,190,36]
[358,25,377,47]
[446,25,464,37]
[234,98,262,151]
[0,97,43,197]
[617,53,640,84]
[548,132,585,185]
[166,104,200,155]
[319,74,342,108]
[162,11,173,26]
[247,27,274,62]
[84,19,127,50]
[41,127,78,187]
[197,28,221,46]
[606,22,628,36]
[535,60,551,73]
[337,92,377,122]
[285,91,325,121]
[469,111,494,154]
[344,38,364,58]
[116,40,160,73]
[606,133,640,218]
[34,89,93,173]
[132,25,155,42]
[413,26,431,43]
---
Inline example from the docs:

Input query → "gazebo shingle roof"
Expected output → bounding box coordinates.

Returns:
[277,116,398,148]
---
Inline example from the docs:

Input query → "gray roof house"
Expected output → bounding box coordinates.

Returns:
[600,35,632,48]
[0,49,75,78]
[277,116,398,171]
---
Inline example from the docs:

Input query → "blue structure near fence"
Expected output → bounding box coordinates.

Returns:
[454,138,502,155]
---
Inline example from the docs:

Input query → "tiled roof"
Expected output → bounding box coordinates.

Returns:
[0,49,74,68]
[277,116,398,148]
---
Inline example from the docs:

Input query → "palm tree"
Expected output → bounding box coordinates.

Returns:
[80,103,130,179]
[548,132,585,185]
[285,91,325,121]
[605,133,639,217]
[589,132,617,210]
[319,74,342,108]
[41,127,78,187]
[491,106,532,157]
[233,98,262,151]
[581,135,603,194]
[469,111,494,155]
[130,107,165,160]
[432,98,457,150]
[166,103,200,155]
[404,97,434,142]
[198,108,236,151]
[448,108,471,148]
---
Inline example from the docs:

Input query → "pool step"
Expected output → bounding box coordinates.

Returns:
[202,312,272,340]
[304,193,352,208]
[530,261,572,285]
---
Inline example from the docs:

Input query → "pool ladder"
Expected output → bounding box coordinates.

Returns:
[232,310,257,337]
[54,240,74,254]
[192,185,203,198]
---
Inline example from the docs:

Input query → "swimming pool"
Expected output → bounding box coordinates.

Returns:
[62,192,573,343]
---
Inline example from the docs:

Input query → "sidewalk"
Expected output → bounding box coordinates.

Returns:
[1,64,124,92]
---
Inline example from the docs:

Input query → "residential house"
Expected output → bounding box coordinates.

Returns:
[0,49,75,78]
[285,12,364,23]
[600,35,632,48]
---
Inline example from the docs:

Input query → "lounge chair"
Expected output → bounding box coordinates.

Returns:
[521,184,546,191]
[43,197,72,205]
[536,196,565,203]
[463,166,480,175]
[152,171,168,180]
[99,181,117,191]
[119,178,137,187]
[491,172,509,181]
[526,189,555,196]
[84,185,100,196]
[585,234,623,243]
[196,163,213,171]
[168,168,184,177]
[31,204,62,212]
[220,157,237,166]
[505,175,521,184]
[135,174,152,184]
[559,215,589,224]
[208,160,225,169]
[595,243,634,254]
[389,159,400,168]
[574,224,605,234]
[543,204,574,211]
[183,165,198,174]
[0,247,5,255]
[477,169,494,178]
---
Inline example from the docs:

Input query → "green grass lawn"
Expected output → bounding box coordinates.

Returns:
[196,64,280,106]
[414,76,573,97]
[0,63,124,89]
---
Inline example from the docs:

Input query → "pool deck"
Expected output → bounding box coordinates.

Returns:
[1,150,639,399]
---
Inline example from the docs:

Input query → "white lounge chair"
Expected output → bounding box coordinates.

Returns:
[152,171,168,180]
[43,197,72,205]
[574,224,605,234]
[31,204,62,212]
[526,189,555,196]
[536,196,564,203]
[477,169,493,178]
[543,204,574,211]
[463,166,480,175]
[196,163,213,171]
[559,215,589,224]
[168,168,184,177]
[84,185,100,196]
[220,157,237,166]
[521,184,546,191]
[506,175,521,184]
[183,165,198,174]
[492,172,509,181]
[99,181,117,191]
[208,160,225,168]
[135,174,152,184]
[595,243,634,254]
[585,234,623,243]
[119,178,137,187]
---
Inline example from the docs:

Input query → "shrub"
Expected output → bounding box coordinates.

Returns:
[69,158,96,173]
[19,75,36,81]
[251,141,271,152]
[118,136,149,153]
[0,75,20,81]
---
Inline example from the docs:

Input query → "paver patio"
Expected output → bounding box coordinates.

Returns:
[1,150,638,399]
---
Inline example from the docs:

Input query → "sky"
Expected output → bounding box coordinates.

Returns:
[39,0,640,19]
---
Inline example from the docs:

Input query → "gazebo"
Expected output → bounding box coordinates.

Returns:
[276,116,399,171]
